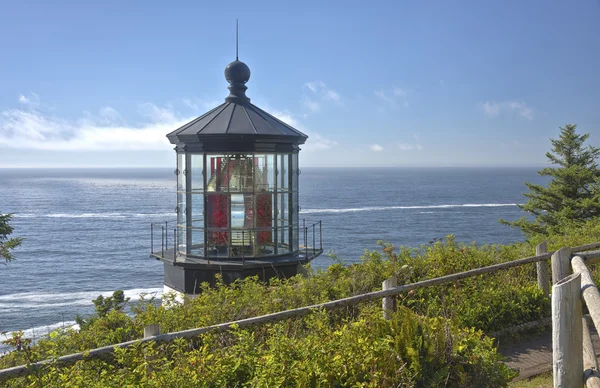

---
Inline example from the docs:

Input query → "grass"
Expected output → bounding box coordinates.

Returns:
[508,371,552,388]
[508,356,600,387]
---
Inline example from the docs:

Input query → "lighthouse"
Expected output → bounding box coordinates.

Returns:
[150,56,323,296]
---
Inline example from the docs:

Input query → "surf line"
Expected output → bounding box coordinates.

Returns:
[300,203,519,214]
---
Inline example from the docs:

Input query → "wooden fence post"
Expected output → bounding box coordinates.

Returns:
[143,324,161,373]
[144,324,161,338]
[536,242,549,297]
[382,277,397,320]
[552,273,583,388]
[551,247,571,285]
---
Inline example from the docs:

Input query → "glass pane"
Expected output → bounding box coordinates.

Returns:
[292,191,299,224]
[256,227,275,257]
[206,193,228,228]
[228,156,254,192]
[230,229,253,257]
[231,194,254,228]
[254,154,275,192]
[279,154,289,191]
[277,226,290,253]
[191,154,204,191]
[207,230,229,255]
[278,193,289,227]
[177,191,186,226]
[291,153,298,191]
[177,226,186,253]
[292,226,299,252]
[191,227,204,257]
[256,193,273,229]
[206,155,227,192]
[191,193,204,229]
[177,153,186,191]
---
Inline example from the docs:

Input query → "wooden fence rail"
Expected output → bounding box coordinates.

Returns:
[2,242,600,380]
[582,316,600,388]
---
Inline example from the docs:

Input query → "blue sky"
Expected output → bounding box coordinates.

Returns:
[0,0,599,167]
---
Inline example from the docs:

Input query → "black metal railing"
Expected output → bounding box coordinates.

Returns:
[302,219,323,261]
[150,221,178,262]
[150,219,323,263]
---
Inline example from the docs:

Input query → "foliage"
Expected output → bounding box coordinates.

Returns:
[501,124,600,236]
[0,212,23,262]
[3,220,600,386]
[75,290,130,330]
[2,307,515,387]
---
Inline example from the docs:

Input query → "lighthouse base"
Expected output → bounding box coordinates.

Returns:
[162,260,311,296]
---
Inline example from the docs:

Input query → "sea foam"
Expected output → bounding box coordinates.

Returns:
[300,203,518,214]
[0,288,163,312]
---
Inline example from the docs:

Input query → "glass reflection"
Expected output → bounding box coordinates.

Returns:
[186,153,298,258]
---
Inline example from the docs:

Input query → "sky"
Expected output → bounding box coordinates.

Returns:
[0,0,599,168]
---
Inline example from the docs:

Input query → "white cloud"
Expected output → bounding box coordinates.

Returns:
[398,143,423,151]
[370,144,383,152]
[309,134,338,150]
[375,86,410,110]
[138,103,180,123]
[18,92,41,108]
[304,82,319,93]
[481,101,501,116]
[392,87,406,97]
[397,133,423,151]
[0,97,191,151]
[270,109,299,127]
[99,106,123,123]
[302,81,341,115]
[323,89,341,102]
[270,109,337,151]
[480,100,534,120]
[182,98,222,112]
[0,94,338,154]
[303,99,321,113]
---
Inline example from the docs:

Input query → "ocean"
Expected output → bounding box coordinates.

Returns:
[0,167,547,338]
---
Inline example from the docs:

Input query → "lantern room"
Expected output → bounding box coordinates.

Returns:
[150,58,323,296]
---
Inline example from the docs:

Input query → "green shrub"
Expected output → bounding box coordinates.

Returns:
[4,219,600,386]
[2,307,515,388]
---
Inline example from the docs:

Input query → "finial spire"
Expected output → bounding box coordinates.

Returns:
[224,19,250,104]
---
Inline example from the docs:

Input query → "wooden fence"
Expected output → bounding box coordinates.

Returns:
[552,247,600,387]
[2,242,600,380]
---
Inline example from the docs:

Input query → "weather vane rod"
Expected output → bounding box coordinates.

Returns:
[236,19,239,60]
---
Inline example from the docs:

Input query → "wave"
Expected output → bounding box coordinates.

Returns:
[12,203,519,219]
[0,287,163,312]
[300,203,519,214]
[0,321,81,354]
[21,321,79,338]
[14,213,174,219]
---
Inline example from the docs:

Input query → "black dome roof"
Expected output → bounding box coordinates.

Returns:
[167,59,307,149]
[167,101,307,144]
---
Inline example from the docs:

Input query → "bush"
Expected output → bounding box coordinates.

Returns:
[2,307,515,387]
[4,219,600,386]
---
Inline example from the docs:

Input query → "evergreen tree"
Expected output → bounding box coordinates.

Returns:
[0,212,22,262]
[501,124,600,236]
